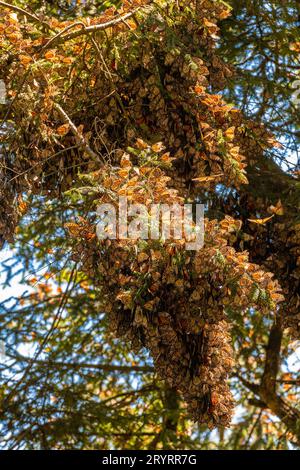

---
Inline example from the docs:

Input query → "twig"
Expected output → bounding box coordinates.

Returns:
[53,102,99,161]
[7,351,154,373]
[48,10,140,46]
[7,145,80,184]
[276,380,300,385]
[243,410,263,449]
[0,1,50,28]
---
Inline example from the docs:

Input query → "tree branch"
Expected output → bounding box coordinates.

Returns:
[276,380,300,386]
[261,320,283,394]
[53,102,99,162]
[7,351,154,373]
[238,320,300,447]
[47,10,140,47]
[0,1,50,27]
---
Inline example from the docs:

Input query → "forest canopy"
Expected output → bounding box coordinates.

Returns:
[0,0,300,450]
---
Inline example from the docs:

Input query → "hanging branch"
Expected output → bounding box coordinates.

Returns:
[53,102,99,162]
